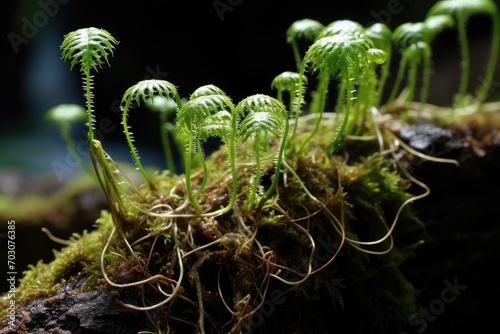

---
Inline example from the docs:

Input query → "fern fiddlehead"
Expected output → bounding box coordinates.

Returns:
[60,27,118,141]
[235,94,288,210]
[286,18,325,71]
[120,79,183,189]
[175,88,236,213]
[388,16,454,113]
[271,71,305,121]
[294,32,379,155]
[387,22,433,111]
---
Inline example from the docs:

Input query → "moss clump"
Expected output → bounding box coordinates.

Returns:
[0,212,114,313]
[1,116,423,333]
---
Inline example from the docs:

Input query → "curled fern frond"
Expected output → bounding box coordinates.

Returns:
[287,19,325,42]
[60,27,118,141]
[175,92,236,212]
[271,71,301,92]
[176,94,233,137]
[365,23,393,52]
[271,71,305,98]
[392,22,432,47]
[61,27,118,74]
[271,71,307,116]
[303,34,370,81]
[427,0,498,18]
[427,0,500,106]
[120,79,183,189]
[235,94,288,210]
[387,23,435,110]
[424,14,455,34]
[121,80,181,110]
[238,107,285,145]
[286,18,325,70]
[295,33,374,154]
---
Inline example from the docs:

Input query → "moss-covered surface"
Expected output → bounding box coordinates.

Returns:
[0,106,439,333]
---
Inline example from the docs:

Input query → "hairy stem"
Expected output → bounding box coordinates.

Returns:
[247,136,262,210]
[184,138,202,213]
[121,100,154,189]
[258,113,289,210]
[387,54,409,107]
[84,72,94,141]
[159,111,175,174]
[299,74,328,154]
[194,139,208,204]
[329,74,352,155]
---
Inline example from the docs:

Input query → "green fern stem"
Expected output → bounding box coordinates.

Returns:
[455,14,471,108]
[387,54,409,107]
[84,73,94,141]
[329,71,353,155]
[291,62,308,146]
[258,111,289,210]
[159,111,176,174]
[209,105,240,216]
[376,54,391,106]
[154,96,182,175]
[183,136,202,213]
[349,89,364,136]
[206,106,239,216]
[299,74,328,154]
[121,99,154,189]
[247,134,263,210]
[420,49,432,111]
[407,53,420,108]
[193,138,208,204]
[220,109,240,215]
[290,40,303,71]
[477,10,500,103]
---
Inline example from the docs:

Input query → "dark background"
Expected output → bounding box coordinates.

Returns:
[3,0,499,173]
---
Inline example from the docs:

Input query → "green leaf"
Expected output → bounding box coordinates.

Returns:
[60,27,118,74]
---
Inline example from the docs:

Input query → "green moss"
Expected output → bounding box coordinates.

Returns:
[0,210,115,314]
[1,114,428,334]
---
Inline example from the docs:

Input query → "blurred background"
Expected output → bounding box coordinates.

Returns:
[1,1,500,332]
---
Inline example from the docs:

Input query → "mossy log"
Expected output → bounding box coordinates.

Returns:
[1,105,499,334]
